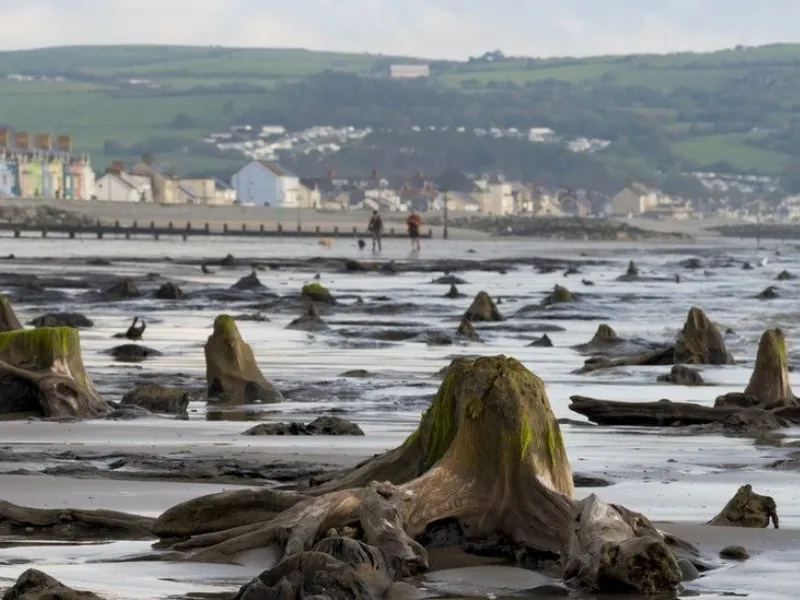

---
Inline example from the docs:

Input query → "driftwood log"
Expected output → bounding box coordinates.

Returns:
[0,327,110,419]
[576,307,733,374]
[204,314,284,403]
[155,355,701,595]
[571,327,800,432]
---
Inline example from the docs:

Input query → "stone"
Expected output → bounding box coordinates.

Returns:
[243,416,364,436]
[719,545,749,560]
[121,384,191,415]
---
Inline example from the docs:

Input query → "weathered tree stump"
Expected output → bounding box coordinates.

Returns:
[576,307,733,374]
[741,329,794,408]
[674,306,733,365]
[156,356,698,595]
[0,294,22,332]
[0,328,110,419]
[463,291,502,322]
[707,484,779,529]
[563,494,681,594]
[205,315,283,403]
[2,568,104,600]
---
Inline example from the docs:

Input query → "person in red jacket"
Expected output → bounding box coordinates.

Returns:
[406,209,423,252]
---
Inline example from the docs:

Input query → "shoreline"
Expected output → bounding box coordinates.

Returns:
[0,197,766,243]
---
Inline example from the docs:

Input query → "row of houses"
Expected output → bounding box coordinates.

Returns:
[95,161,237,205]
[230,161,600,215]
[0,149,95,200]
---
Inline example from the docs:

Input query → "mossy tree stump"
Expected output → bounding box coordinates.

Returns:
[204,315,284,404]
[0,294,22,332]
[743,329,795,407]
[158,356,691,594]
[0,327,109,419]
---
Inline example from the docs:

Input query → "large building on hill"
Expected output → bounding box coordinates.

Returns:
[0,128,95,199]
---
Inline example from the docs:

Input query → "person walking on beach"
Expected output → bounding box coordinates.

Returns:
[368,209,384,252]
[406,209,423,253]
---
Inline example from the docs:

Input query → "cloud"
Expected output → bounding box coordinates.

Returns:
[0,0,797,59]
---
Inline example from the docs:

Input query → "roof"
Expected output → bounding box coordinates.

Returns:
[447,191,480,206]
[255,160,297,178]
[178,184,199,198]
[627,182,655,195]
[432,168,479,193]
[100,171,136,190]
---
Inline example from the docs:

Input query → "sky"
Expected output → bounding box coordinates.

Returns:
[0,0,797,59]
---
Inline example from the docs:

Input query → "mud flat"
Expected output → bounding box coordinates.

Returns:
[0,235,798,598]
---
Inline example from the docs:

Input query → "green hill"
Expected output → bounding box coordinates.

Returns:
[1,44,800,188]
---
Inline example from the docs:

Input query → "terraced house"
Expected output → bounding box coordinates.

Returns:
[0,129,95,199]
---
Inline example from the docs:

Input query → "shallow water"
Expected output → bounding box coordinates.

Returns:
[0,234,798,598]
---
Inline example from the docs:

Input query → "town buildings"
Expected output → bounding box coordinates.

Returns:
[0,130,95,199]
[231,161,303,207]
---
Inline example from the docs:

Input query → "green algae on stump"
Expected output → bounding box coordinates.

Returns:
[543,284,574,305]
[743,328,796,408]
[0,294,22,332]
[155,355,697,595]
[205,314,284,403]
[302,282,335,304]
[0,327,109,419]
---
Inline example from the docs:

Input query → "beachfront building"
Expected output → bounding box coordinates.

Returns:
[0,129,95,199]
[95,172,152,202]
[0,150,17,196]
[231,161,301,207]
[611,182,660,216]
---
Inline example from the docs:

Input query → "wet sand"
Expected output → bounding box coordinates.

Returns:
[0,235,799,598]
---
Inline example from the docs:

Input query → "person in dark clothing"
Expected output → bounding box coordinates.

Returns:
[368,210,384,252]
[406,209,423,252]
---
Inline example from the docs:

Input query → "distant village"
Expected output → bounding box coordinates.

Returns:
[1,126,800,222]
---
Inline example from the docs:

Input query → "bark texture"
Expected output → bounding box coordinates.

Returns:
[0,328,110,419]
[0,294,23,332]
[156,355,695,595]
[204,315,284,403]
[463,291,502,322]
[707,484,779,529]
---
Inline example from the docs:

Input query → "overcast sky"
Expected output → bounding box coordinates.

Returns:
[0,1,796,59]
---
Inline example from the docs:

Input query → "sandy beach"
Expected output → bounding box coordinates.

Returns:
[0,234,798,598]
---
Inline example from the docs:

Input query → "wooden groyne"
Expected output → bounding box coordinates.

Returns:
[0,220,435,241]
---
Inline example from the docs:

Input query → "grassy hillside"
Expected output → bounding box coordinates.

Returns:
[1,44,800,181]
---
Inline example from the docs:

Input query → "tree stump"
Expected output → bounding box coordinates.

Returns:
[563,494,681,594]
[463,291,502,322]
[707,484,779,529]
[0,328,110,419]
[0,294,22,332]
[743,329,795,407]
[205,315,283,404]
[674,307,733,365]
[157,356,696,594]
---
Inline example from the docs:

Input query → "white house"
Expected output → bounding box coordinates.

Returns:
[476,181,515,215]
[611,183,660,216]
[231,161,300,207]
[95,172,150,202]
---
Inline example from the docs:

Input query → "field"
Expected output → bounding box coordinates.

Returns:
[1,44,800,177]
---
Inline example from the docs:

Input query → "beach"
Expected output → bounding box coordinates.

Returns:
[0,233,798,599]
